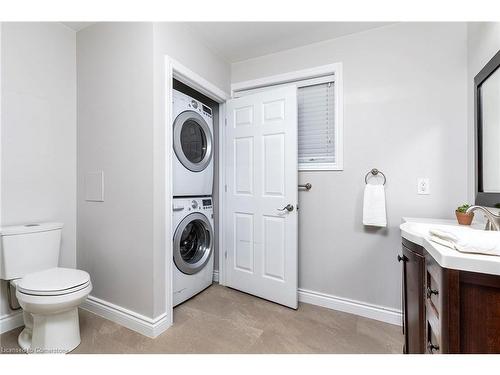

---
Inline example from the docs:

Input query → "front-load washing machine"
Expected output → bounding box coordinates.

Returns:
[172,89,214,197]
[173,196,214,306]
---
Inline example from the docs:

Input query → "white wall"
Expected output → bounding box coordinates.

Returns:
[77,22,230,320]
[232,23,468,311]
[1,23,76,318]
[466,23,500,203]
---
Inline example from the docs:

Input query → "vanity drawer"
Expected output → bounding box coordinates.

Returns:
[425,253,444,353]
[426,320,441,354]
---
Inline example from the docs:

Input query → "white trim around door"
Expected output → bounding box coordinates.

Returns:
[164,57,230,328]
[231,63,342,93]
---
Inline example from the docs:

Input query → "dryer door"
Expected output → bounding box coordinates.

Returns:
[173,212,214,275]
[173,111,213,172]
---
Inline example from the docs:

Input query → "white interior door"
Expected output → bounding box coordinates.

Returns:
[225,86,298,309]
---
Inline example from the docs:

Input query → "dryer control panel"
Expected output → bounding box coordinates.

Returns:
[187,98,212,118]
[173,89,214,120]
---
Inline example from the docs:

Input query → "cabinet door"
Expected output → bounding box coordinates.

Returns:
[402,245,426,353]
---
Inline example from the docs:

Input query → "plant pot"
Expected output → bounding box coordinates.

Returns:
[456,211,474,225]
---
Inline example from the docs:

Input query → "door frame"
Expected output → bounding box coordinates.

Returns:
[231,63,343,94]
[164,56,229,324]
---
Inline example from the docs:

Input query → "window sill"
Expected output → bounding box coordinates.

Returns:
[299,164,343,172]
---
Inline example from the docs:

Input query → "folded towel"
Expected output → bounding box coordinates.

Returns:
[363,184,387,227]
[429,227,500,256]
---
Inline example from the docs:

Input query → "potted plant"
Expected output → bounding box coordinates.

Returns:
[456,204,474,225]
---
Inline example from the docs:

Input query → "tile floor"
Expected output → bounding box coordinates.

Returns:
[0,284,403,354]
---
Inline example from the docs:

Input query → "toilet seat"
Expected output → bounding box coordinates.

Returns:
[13,267,91,296]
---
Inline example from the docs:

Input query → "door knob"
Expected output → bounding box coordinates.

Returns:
[278,204,294,212]
[397,255,405,262]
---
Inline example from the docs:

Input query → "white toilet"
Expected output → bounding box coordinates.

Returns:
[0,222,92,353]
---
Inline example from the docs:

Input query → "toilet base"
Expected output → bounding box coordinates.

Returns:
[18,308,81,354]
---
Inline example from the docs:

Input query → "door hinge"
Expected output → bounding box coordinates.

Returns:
[225,118,227,127]
[225,251,227,259]
[224,184,227,192]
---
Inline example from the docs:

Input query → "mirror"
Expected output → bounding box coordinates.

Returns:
[475,49,500,207]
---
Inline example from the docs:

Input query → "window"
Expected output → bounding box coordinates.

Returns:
[298,81,336,170]
[232,63,343,171]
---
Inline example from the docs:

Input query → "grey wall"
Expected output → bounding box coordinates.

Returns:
[77,22,230,320]
[77,23,156,318]
[466,23,500,203]
[1,23,76,318]
[231,23,468,311]
[1,21,472,327]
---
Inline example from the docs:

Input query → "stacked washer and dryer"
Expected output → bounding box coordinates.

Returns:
[172,89,215,307]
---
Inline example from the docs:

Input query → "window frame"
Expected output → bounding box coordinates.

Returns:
[231,63,344,171]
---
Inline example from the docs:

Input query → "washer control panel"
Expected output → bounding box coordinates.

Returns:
[175,197,212,212]
[202,198,212,210]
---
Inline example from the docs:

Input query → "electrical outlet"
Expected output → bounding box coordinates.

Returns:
[417,178,430,195]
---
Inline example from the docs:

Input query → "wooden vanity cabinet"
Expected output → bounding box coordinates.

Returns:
[401,238,426,354]
[401,238,500,354]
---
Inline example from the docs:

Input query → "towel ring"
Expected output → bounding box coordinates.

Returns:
[365,168,386,185]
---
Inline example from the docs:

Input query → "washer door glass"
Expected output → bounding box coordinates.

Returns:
[173,111,213,172]
[174,212,213,275]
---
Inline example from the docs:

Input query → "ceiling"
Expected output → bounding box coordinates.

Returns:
[187,22,394,63]
[60,22,394,63]
[61,22,94,31]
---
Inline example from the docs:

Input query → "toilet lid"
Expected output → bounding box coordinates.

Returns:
[17,267,91,296]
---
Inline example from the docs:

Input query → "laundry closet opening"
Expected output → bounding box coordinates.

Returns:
[168,63,344,328]
[171,79,221,312]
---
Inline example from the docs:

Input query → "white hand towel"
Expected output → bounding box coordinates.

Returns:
[363,184,387,227]
[429,227,500,256]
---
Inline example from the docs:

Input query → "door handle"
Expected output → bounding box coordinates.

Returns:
[426,287,439,299]
[298,183,312,191]
[427,341,439,353]
[397,255,406,262]
[278,204,294,212]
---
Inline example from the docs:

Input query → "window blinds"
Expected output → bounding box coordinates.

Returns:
[297,82,335,167]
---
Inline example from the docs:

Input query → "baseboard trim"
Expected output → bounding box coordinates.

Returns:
[298,288,402,326]
[213,270,219,283]
[0,311,24,334]
[81,295,171,338]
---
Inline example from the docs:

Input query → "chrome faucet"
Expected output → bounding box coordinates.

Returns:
[465,205,500,231]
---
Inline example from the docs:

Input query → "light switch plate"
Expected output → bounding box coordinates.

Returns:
[85,171,104,202]
[417,178,430,195]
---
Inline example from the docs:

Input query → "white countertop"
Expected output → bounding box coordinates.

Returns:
[400,217,500,276]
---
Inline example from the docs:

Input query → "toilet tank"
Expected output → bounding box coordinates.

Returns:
[0,222,63,280]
